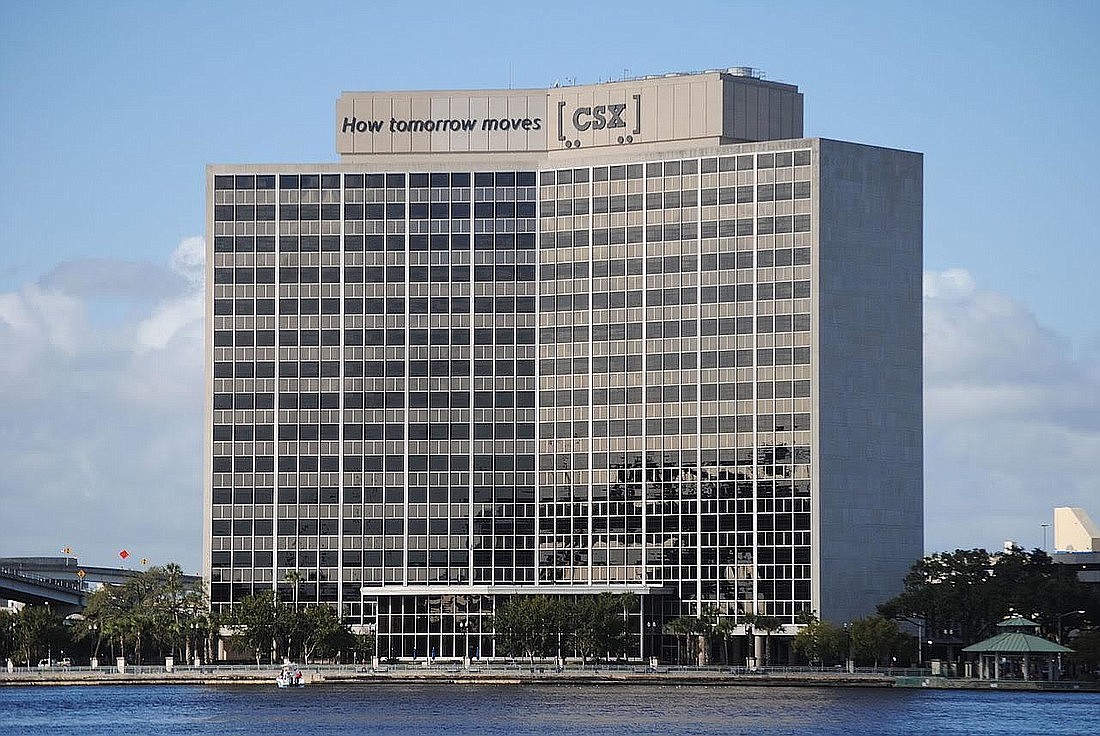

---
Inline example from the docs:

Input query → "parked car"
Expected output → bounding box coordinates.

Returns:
[36,658,70,668]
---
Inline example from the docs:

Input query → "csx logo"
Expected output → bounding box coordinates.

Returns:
[557,94,642,146]
[572,104,628,131]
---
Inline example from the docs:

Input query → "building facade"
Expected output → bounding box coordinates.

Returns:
[1053,507,1100,589]
[205,69,923,661]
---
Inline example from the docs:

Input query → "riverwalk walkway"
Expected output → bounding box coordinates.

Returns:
[3,662,1097,691]
[0,663,894,688]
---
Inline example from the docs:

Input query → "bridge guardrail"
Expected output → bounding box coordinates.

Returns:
[0,567,88,593]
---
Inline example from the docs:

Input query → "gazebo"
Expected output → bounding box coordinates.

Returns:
[962,616,1073,681]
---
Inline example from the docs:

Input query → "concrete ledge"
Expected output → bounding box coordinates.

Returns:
[0,668,894,688]
[16,667,1094,691]
[895,676,1100,692]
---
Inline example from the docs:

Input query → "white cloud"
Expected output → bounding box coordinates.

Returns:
[924,268,1074,386]
[40,258,187,302]
[135,292,202,353]
[0,237,205,572]
[169,236,206,287]
[923,268,1100,553]
[0,283,86,360]
[131,236,205,353]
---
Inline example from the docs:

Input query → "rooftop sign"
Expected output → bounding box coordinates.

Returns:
[336,71,802,157]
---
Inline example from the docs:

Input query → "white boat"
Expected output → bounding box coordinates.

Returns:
[276,663,305,688]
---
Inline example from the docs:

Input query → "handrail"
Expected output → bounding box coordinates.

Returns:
[0,567,87,593]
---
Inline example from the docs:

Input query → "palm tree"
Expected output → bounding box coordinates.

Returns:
[665,615,706,665]
[284,570,303,606]
[77,563,210,665]
[743,613,785,666]
[712,615,740,665]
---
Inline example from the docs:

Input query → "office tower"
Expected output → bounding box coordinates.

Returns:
[206,68,922,661]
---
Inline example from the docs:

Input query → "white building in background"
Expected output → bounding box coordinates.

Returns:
[1054,507,1100,553]
[204,68,923,661]
[1053,507,1100,588]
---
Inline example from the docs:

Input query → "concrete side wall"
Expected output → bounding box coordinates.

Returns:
[202,169,214,590]
[720,76,803,142]
[814,140,924,624]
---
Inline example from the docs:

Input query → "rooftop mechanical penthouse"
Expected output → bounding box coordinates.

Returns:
[205,68,923,664]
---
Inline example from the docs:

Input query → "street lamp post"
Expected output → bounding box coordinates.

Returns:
[44,601,51,665]
[557,629,563,671]
[843,622,853,673]
[644,621,660,665]
[621,599,629,661]
[1054,609,1085,680]
[457,619,471,669]
[1057,610,1086,644]
[915,618,924,666]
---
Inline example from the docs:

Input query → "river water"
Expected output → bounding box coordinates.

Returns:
[1,683,1097,735]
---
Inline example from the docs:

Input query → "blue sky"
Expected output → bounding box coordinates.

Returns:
[1,1,1098,572]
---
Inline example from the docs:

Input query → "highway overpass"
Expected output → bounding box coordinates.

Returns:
[0,567,86,614]
[0,557,202,612]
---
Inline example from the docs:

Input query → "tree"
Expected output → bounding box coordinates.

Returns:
[665,615,707,665]
[492,596,565,666]
[877,548,1000,644]
[80,587,124,661]
[572,594,631,665]
[226,592,358,665]
[155,563,210,661]
[325,622,358,664]
[298,605,349,663]
[987,548,1098,639]
[711,613,742,665]
[792,620,845,665]
[849,616,912,668]
[77,563,210,664]
[352,630,376,663]
[227,591,280,666]
[283,570,303,606]
[273,602,303,661]
[180,598,217,665]
[488,594,632,666]
[673,605,743,665]
[0,610,16,663]
[1066,629,1100,679]
[878,547,1100,646]
[743,613,785,666]
[13,605,66,666]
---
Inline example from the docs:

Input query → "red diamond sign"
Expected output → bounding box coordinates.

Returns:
[119,549,130,560]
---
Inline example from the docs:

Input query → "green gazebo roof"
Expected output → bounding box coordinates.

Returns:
[962,631,1072,654]
[996,616,1040,630]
